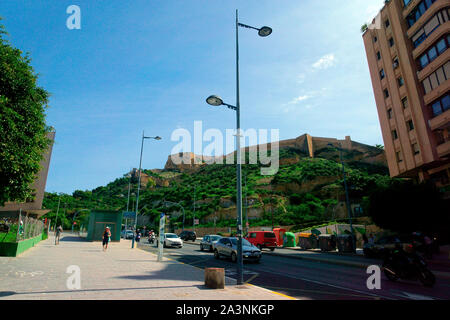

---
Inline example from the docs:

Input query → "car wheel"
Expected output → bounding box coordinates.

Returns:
[200,244,204,251]
[163,241,167,248]
[231,252,237,263]
[214,249,220,259]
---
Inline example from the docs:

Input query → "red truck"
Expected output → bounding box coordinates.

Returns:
[245,231,278,251]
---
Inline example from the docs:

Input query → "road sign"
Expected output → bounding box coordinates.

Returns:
[123,211,136,219]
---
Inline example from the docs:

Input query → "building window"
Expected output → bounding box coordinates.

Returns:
[412,143,420,155]
[403,0,412,7]
[429,93,450,117]
[412,9,449,49]
[388,108,393,119]
[417,35,449,70]
[384,89,390,98]
[402,97,409,109]
[377,51,381,60]
[393,57,399,69]
[406,0,437,29]
[396,151,403,162]
[380,69,385,80]
[407,119,415,131]
[392,129,398,140]
[398,77,404,87]
[389,37,395,47]
[385,19,390,28]
[422,61,450,94]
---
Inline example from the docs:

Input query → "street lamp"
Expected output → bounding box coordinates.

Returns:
[327,142,355,252]
[71,209,90,234]
[205,10,272,285]
[131,132,162,249]
[161,200,185,231]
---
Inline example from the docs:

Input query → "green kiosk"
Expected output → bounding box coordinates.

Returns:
[86,210,123,242]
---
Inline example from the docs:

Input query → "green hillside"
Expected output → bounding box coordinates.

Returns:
[42,146,394,231]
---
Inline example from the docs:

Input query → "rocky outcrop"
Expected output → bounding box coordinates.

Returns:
[163,134,387,172]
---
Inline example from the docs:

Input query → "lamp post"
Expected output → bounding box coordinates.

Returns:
[161,200,185,232]
[328,143,355,251]
[206,10,272,285]
[131,132,162,249]
[72,209,90,234]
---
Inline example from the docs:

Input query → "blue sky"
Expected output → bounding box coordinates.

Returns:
[1,0,385,194]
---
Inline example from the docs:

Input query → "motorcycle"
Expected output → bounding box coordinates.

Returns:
[148,234,156,244]
[382,245,436,287]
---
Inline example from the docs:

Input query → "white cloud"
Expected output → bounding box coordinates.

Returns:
[288,95,311,105]
[312,54,336,70]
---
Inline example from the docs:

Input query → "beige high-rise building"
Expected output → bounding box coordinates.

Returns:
[362,0,449,190]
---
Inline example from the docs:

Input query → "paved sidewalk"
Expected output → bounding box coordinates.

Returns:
[0,234,292,300]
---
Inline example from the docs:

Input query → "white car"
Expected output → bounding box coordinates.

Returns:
[163,233,183,248]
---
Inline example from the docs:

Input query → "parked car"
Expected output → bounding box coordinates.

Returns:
[200,235,222,252]
[214,237,261,263]
[121,230,134,239]
[363,234,412,259]
[162,233,183,248]
[245,231,277,251]
[179,230,196,242]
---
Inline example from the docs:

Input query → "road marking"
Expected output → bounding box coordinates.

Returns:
[389,290,436,300]
[246,283,296,300]
[249,265,396,300]
[245,273,259,284]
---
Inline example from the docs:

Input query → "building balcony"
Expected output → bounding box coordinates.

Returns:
[429,109,450,131]
[436,140,450,157]
[417,50,450,81]
[412,21,450,59]
[407,0,449,38]
[423,78,450,105]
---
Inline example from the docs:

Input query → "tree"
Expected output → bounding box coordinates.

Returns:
[367,181,449,236]
[0,19,51,206]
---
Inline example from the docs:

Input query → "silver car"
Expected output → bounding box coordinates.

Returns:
[214,237,261,263]
[200,235,222,252]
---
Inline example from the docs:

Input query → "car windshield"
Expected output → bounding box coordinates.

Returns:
[229,238,252,247]
[166,234,177,239]
[210,236,221,241]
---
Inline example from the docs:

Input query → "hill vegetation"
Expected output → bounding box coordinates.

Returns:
[43,146,394,231]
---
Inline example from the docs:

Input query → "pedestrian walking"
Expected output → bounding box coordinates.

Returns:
[55,225,62,245]
[135,230,141,243]
[103,226,111,251]
[368,233,375,245]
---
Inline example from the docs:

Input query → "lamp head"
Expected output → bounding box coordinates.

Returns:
[206,95,224,106]
[258,26,272,37]
[154,136,162,140]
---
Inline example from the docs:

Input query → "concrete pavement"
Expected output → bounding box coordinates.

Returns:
[0,234,293,300]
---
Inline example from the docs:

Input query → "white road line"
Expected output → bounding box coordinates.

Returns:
[248,265,396,300]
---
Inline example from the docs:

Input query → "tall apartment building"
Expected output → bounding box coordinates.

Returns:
[362,0,449,190]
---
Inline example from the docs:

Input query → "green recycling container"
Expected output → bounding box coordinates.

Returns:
[283,232,296,247]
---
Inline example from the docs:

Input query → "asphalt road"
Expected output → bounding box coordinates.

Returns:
[136,240,450,300]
